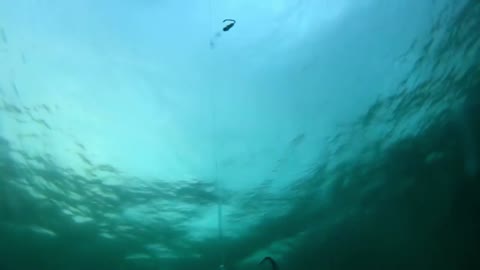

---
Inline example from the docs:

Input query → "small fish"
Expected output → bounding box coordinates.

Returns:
[222,19,236,32]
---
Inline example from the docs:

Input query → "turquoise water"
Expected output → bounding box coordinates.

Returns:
[0,0,479,269]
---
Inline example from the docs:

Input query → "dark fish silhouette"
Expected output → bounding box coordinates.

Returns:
[210,19,237,49]
[222,19,236,32]
[259,257,278,270]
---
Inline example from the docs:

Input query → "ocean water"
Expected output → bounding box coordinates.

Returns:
[0,0,479,269]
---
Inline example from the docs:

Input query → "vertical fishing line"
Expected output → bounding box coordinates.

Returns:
[208,0,225,268]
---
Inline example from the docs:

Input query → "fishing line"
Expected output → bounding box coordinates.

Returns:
[206,4,279,270]
[206,5,278,269]
[208,0,226,269]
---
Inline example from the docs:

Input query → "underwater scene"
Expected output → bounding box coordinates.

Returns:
[0,0,479,269]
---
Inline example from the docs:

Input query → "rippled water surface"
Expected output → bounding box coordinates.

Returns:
[0,0,479,269]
